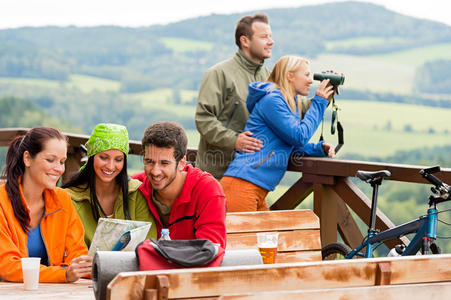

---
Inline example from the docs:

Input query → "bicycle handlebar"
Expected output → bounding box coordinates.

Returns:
[420,166,451,197]
[420,169,444,188]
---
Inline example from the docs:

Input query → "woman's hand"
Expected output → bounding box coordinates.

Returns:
[315,79,335,102]
[66,255,93,282]
[322,142,335,158]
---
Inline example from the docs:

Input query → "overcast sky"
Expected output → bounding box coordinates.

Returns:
[0,0,450,29]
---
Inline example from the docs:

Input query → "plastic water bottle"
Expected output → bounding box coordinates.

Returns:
[159,228,171,241]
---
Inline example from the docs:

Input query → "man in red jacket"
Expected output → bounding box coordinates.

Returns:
[132,121,227,269]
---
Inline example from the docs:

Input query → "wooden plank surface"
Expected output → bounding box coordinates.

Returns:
[226,210,319,233]
[226,230,321,252]
[275,251,322,263]
[336,197,364,249]
[220,281,451,300]
[0,279,94,299]
[108,254,451,299]
[313,184,338,246]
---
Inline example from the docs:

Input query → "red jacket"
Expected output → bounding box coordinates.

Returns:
[132,164,226,269]
[0,184,88,282]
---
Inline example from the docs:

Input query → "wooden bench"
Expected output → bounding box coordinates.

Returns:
[225,209,322,262]
[106,254,451,300]
[219,282,451,300]
[93,209,321,299]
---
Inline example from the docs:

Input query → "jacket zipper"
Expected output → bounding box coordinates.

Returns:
[225,101,239,128]
[253,151,275,169]
[254,64,262,80]
[39,208,61,266]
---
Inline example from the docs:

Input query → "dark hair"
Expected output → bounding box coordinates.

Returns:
[3,127,66,233]
[235,13,269,49]
[141,121,187,162]
[62,154,130,221]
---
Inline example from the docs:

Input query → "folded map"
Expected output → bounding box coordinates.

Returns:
[88,218,151,256]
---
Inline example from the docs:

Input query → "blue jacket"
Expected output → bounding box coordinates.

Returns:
[224,82,329,191]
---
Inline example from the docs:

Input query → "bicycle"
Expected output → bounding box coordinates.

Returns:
[322,166,451,260]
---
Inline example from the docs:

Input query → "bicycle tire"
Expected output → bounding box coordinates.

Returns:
[430,243,442,254]
[322,242,352,260]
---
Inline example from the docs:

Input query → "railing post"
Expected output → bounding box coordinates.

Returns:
[313,184,338,247]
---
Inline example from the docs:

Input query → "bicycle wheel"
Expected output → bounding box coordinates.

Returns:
[322,242,352,260]
[430,243,441,254]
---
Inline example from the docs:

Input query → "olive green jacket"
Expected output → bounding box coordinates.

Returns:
[65,179,157,248]
[195,50,270,180]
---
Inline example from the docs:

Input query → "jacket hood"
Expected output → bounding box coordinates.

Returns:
[247,81,276,113]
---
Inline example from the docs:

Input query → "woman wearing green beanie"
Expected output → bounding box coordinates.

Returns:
[63,123,157,247]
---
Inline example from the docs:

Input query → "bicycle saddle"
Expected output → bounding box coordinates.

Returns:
[356,170,391,182]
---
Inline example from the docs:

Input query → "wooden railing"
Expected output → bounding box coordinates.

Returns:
[2,128,450,250]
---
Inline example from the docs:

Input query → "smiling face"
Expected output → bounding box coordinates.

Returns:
[143,145,185,193]
[242,21,273,62]
[23,138,67,190]
[288,63,313,96]
[93,149,125,184]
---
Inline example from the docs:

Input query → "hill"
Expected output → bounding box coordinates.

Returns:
[0,1,450,97]
[0,1,450,145]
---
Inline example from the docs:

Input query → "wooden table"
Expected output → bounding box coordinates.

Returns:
[0,279,95,299]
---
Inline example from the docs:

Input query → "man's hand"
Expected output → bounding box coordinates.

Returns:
[322,142,335,158]
[66,255,93,282]
[235,131,263,153]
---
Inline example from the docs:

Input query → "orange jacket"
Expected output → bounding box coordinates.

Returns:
[0,184,88,282]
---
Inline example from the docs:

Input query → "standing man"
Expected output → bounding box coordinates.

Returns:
[195,14,274,180]
[132,121,226,268]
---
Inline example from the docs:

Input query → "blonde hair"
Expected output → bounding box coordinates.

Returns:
[267,55,310,113]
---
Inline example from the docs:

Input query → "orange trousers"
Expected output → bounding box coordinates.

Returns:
[220,176,269,212]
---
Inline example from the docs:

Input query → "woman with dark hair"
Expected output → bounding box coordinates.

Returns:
[63,123,156,247]
[0,127,91,282]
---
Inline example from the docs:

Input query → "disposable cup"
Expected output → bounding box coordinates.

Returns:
[21,257,41,290]
[256,232,279,264]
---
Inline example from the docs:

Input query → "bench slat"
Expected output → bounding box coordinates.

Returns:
[276,251,322,263]
[108,254,451,299]
[220,281,451,300]
[226,230,321,252]
[226,210,319,233]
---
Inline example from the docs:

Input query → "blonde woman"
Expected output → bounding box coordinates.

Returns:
[221,55,335,212]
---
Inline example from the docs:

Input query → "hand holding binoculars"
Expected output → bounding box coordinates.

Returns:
[314,71,344,95]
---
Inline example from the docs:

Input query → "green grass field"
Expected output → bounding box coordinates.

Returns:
[0,74,121,93]
[128,88,197,105]
[186,99,451,157]
[311,53,415,94]
[314,100,451,157]
[0,77,61,89]
[313,42,451,95]
[65,74,121,93]
[126,88,197,118]
[370,43,451,67]
[160,37,214,53]
[325,36,406,51]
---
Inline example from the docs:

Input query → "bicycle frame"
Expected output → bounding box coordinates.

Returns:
[346,205,438,258]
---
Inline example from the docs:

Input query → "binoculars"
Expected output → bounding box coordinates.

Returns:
[313,71,345,86]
